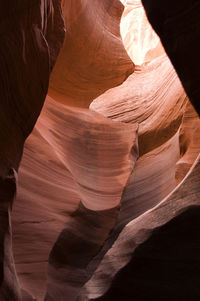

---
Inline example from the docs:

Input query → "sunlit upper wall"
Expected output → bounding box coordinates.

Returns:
[120,0,164,65]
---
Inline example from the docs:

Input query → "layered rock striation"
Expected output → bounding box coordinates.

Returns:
[0,0,199,300]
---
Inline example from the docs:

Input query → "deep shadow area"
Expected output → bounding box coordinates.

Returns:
[142,0,200,116]
[93,206,200,301]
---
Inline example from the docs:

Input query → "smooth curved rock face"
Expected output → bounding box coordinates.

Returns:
[90,54,187,156]
[13,96,138,300]
[49,0,135,107]
[83,155,200,301]
[0,1,65,300]
[77,130,181,298]
[116,130,180,229]
[37,97,138,211]
[12,125,80,300]
[1,0,200,300]
[81,52,187,280]
[36,97,138,300]
[142,0,200,115]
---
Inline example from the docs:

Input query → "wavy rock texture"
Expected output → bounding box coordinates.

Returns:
[49,0,135,107]
[13,96,138,300]
[79,53,188,287]
[1,0,200,301]
[79,1,199,300]
[84,155,200,301]
[12,124,80,300]
[0,1,65,300]
[11,1,139,299]
[90,54,187,155]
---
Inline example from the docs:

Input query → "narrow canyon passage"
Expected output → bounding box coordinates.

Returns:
[0,0,199,301]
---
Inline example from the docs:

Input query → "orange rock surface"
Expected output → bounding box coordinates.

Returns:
[0,0,199,300]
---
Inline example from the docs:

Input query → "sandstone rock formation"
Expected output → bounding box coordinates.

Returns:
[49,0,134,107]
[0,0,199,300]
[84,155,200,301]
[0,1,65,300]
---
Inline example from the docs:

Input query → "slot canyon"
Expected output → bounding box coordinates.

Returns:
[0,0,200,300]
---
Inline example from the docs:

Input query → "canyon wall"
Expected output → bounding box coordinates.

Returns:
[0,0,199,301]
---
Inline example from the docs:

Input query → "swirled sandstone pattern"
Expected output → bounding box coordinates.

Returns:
[0,0,199,300]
